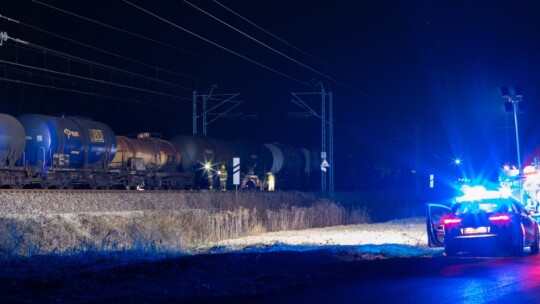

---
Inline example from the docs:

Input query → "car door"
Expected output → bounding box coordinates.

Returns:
[513,202,537,244]
[426,204,452,247]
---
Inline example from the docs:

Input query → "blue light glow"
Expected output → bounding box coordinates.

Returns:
[456,185,509,202]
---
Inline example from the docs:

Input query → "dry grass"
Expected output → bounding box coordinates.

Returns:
[0,191,371,258]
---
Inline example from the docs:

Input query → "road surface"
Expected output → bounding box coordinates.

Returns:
[259,253,540,304]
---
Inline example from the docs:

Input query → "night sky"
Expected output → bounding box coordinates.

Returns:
[1,1,540,191]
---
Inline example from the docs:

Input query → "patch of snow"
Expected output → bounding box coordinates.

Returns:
[199,217,444,258]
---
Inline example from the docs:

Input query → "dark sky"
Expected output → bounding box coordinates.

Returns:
[1,0,540,186]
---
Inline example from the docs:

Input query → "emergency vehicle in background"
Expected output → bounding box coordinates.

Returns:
[499,158,540,217]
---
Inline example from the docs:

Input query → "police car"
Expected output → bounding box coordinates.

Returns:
[427,186,540,256]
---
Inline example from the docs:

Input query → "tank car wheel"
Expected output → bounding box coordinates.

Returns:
[10,183,22,189]
[10,179,23,189]
[59,177,71,189]
[246,180,256,192]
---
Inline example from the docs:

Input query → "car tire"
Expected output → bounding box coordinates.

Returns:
[511,230,524,256]
[531,231,540,255]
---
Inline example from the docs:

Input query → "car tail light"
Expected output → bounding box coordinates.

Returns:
[489,214,510,222]
[443,218,462,225]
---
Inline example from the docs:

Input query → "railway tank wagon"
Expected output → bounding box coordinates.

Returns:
[0,111,322,191]
[169,135,233,190]
[169,134,321,191]
[0,113,26,166]
[109,133,187,189]
[16,114,117,188]
[304,148,322,189]
[264,143,320,190]
[0,114,27,188]
[229,140,273,190]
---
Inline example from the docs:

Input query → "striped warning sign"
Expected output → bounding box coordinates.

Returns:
[233,157,240,185]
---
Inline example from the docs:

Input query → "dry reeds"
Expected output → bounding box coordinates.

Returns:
[0,191,371,257]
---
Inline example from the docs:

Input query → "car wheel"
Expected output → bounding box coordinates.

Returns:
[531,231,540,255]
[511,230,524,256]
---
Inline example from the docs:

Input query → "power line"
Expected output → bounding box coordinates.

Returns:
[212,0,354,79]
[0,17,195,96]
[183,0,348,89]
[26,1,389,108]
[29,0,259,74]
[1,37,191,100]
[25,1,373,106]
[0,68,184,110]
[123,0,309,87]
[17,41,194,93]
[0,14,208,86]
[203,1,383,101]
[0,54,191,102]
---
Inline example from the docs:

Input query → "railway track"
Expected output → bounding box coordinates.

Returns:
[0,188,201,194]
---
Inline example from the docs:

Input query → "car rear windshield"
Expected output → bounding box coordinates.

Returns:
[454,198,514,215]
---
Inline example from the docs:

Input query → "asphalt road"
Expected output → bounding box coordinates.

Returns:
[4,248,540,303]
[258,253,540,304]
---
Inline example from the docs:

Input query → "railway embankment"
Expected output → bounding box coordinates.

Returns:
[0,190,370,257]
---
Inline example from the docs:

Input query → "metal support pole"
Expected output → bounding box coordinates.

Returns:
[202,95,207,136]
[329,91,334,197]
[192,91,197,136]
[501,86,523,174]
[289,86,335,195]
[320,83,327,193]
[415,123,421,196]
[513,102,522,173]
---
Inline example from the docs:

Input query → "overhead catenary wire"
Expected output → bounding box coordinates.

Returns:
[212,0,358,81]
[0,15,262,117]
[0,25,195,101]
[13,41,194,93]
[0,14,209,86]
[123,0,309,87]
[27,0,270,93]
[0,16,196,102]
[0,18,195,94]
[0,53,191,102]
[0,64,186,109]
[23,1,294,94]
[27,1,389,109]
[29,0,233,69]
[0,74,184,110]
[183,0,356,92]
[204,1,388,103]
